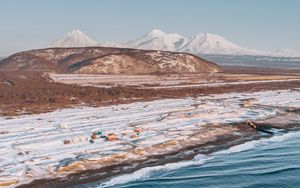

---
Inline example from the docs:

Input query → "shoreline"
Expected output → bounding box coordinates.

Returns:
[16,113,300,188]
[16,127,258,188]
[0,88,299,187]
[18,128,299,188]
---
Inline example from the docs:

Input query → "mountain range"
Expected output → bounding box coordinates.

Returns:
[47,29,300,57]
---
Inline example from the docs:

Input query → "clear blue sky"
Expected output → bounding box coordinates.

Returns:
[0,0,299,56]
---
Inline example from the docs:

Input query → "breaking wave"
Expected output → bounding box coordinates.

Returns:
[98,154,213,187]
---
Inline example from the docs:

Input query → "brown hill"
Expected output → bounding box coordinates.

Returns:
[0,47,221,74]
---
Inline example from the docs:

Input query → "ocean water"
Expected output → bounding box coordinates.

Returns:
[88,131,300,188]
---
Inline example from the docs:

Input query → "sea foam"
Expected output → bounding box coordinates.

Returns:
[98,154,213,187]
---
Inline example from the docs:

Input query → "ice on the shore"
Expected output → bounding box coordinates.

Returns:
[0,89,299,186]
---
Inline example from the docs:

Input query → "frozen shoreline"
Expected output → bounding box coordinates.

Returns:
[1,89,300,187]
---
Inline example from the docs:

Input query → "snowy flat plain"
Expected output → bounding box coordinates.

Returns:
[50,73,300,89]
[0,89,299,187]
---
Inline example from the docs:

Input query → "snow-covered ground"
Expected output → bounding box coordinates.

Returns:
[50,73,300,89]
[146,79,300,89]
[50,73,215,88]
[0,89,299,186]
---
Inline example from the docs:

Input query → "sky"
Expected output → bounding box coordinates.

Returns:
[0,0,299,56]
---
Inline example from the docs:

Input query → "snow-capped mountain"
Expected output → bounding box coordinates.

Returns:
[179,33,252,55]
[125,29,187,51]
[47,29,300,57]
[125,30,270,56]
[48,29,98,48]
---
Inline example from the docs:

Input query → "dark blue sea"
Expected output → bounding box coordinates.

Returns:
[84,131,300,188]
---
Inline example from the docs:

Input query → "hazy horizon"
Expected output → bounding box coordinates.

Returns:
[1,0,300,56]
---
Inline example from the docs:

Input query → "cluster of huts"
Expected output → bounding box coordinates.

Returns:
[62,124,143,145]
